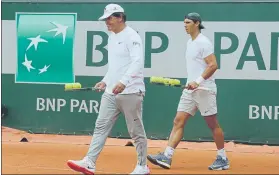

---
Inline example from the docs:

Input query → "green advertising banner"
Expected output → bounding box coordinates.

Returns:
[2,1,279,145]
[16,13,76,84]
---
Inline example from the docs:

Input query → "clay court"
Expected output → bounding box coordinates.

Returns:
[2,127,279,174]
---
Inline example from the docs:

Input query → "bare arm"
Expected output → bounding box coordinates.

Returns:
[186,40,217,90]
[187,54,218,90]
[201,53,218,80]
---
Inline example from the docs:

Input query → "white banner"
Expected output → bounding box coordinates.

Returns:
[2,20,279,80]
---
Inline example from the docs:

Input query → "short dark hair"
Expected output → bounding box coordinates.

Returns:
[111,12,126,22]
[185,12,205,30]
[192,20,203,30]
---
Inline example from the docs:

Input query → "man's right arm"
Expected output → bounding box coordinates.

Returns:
[94,73,107,91]
[101,72,109,85]
[101,35,111,85]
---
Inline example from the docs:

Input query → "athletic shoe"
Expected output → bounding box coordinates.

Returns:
[130,164,150,174]
[147,152,171,169]
[208,155,230,170]
[67,157,95,174]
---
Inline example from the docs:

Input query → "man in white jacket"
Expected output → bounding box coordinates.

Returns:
[67,3,150,175]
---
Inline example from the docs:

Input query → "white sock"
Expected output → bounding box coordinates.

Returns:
[164,146,174,159]
[217,148,227,160]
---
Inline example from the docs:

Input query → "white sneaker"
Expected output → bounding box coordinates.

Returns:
[67,157,95,175]
[130,165,150,174]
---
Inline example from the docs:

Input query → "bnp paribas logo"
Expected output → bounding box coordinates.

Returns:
[15,13,77,84]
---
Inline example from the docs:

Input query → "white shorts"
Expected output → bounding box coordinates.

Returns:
[177,89,217,116]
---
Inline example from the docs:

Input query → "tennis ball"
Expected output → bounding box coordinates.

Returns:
[65,83,73,90]
[173,79,181,85]
[73,83,81,89]
[164,78,171,85]
[156,77,162,83]
[171,79,179,86]
[159,77,165,83]
[155,77,162,83]
[168,79,172,85]
[151,76,160,83]
[151,76,164,83]
[150,76,156,83]
[169,79,175,86]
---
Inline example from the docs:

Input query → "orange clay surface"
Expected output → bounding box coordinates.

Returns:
[2,127,279,174]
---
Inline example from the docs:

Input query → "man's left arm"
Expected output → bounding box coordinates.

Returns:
[120,37,143,86]
[197,54,218,83]
[187,41,218,89]
[112,36,143,94]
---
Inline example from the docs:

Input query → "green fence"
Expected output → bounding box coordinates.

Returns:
[2,1,279,145]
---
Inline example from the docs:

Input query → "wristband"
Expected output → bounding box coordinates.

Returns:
[195,76,205,85]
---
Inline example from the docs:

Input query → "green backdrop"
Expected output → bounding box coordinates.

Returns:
[2,1,279,145]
